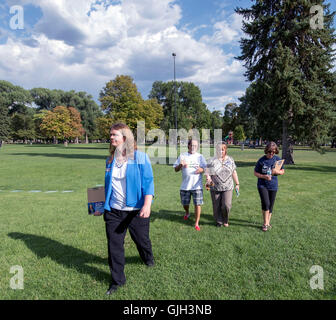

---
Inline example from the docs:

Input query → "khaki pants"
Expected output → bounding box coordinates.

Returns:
[210,189,233,225]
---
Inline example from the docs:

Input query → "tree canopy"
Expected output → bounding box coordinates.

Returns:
[236,0,336,163]
[99,75,164,132]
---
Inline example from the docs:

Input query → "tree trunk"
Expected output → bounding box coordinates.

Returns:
[332,139,336,148]
[85,133,88,144]
[282,120,294,164]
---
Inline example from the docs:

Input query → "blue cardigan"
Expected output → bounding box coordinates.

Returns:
[104,150,154,211]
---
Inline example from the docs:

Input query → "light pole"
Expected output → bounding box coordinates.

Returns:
[172,53,177,131]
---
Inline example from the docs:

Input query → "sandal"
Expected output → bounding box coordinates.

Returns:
[262,224,268,232]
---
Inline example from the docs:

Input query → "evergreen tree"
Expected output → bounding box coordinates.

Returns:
[236,0,336,163]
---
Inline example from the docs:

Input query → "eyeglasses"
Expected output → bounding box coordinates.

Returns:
[267,151,275,154]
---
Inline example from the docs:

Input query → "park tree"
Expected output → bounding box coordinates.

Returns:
[100,75,163,132]
[58,90,102,142]
[222,103,240,135]
[33,110,49,142]
[11,107,36,143]
[149,80,211,133]
[233,125,247,148]
[40,106,84,145]
[0,103,11,141]
[0,80,32,115]
[68,107,85,143]
[236,0,336,164]
[32,88,102,143]
[96,116,114,140]
[210,110,224,129]
[30,88,62,111]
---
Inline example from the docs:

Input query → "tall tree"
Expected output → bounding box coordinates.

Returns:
[32,88,102,142]
[100,75,163,132]
[0,80,32,114]
[30,88,62,110]
[236,0,336,163]
[149,80,211,133]
[222,103,240,135]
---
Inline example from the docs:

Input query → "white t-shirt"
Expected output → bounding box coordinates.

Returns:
[110,162,139,211]
[173,152,207,190]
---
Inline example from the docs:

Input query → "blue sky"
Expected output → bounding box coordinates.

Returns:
[0,0,335,114]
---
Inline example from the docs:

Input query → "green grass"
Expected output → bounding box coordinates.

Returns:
[0,143,335,300]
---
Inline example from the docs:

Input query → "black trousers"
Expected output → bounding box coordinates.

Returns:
[258,187,277,213]
[104,208,154,286]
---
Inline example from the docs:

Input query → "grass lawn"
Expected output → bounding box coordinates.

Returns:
[0,143,335,300]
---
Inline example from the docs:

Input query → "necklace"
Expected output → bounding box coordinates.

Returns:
[115,157,126,168]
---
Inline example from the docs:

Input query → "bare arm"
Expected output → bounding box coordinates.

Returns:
[254,170,271,181]
[139,195,153,218]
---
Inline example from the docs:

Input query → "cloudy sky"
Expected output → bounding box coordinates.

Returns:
[0,0,335,114]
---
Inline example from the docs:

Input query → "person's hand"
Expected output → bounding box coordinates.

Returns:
[235,185,240,192]
[139,204,151,218]
[272,169,279,176]
[93,211,102,216]
[264,174,272,181]
[195,166,203,174]
[181,160,188,168]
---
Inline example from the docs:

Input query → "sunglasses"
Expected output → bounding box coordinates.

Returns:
[267,150,275,154]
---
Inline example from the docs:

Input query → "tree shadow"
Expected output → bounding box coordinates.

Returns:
[24,145,108,150]
[285,165,336,173]
[151,210,260,229]
[9,153,107,161]
[235,161,257,168]
[7,232,143,285]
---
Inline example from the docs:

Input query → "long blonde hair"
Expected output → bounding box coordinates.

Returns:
[108,123,137,163]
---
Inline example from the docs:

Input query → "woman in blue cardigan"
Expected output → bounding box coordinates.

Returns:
[103,123,155,295]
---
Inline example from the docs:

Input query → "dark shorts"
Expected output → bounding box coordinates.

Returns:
[180,189,203,206]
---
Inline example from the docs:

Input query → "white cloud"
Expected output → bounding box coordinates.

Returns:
[0,0,247,109]
[200,13,243,45]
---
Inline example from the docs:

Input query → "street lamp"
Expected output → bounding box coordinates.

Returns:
[172,53,177,131]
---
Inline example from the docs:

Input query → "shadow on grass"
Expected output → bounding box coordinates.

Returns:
[235,161,257,168]
[24,145,109,150]
[284,164,336,173]
[8,232,144,285]
[9,153,107,161]
[151,210,260,229]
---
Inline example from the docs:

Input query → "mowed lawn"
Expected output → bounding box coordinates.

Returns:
[0,143,335,300]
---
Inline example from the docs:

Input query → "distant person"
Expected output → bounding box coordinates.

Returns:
[0,140,2,148]
[102,123,155,295]
[254,141,285,232]
[173,139,207,231]
[224,131,234,145]
[205,142,239,227]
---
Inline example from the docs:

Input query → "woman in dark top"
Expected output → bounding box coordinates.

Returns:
[254,142,285,231]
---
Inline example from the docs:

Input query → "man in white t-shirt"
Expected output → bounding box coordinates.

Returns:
[173,139,207,231]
